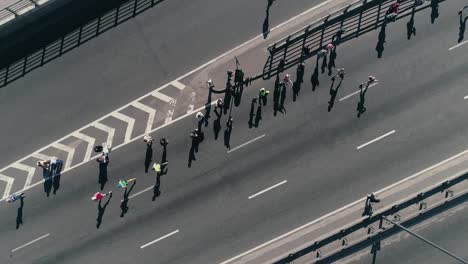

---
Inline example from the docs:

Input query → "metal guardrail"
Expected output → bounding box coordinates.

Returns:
[0,0,49,26]
[274,170,468,263]
[258,0,441,80]
[0,0,162,88]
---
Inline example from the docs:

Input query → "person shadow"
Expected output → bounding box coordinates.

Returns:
[213,107,222,139]
[188,131,200,167]
[279,82,287,114]
[375,23,387,58]
[52,162,63,195]
[406,9,416,40]
[234,83,244,107]
[96,193,112,229]
[328,77,342,112]
[152,173,162,201]
[204,88,212,127]
[248,98,257,128]
[263,0,274,38]
[311,59,320,91]
[321,54,328,74]
[273,75,280,116]
[144,143,153,173]
[42,168,53,197]
[98,162,108,191]
[430,0,439,24]
[458,14,467,43]
[16,197,24,229]
[120,181,136,218]
[327,47,337,76]
[254,104,262,127]
[357,83,369,118]
[224,117,233,150]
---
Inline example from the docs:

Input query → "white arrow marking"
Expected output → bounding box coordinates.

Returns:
[73,132,96,162]
[93,123,115,147]
[151,91,174,103]
[0,174,14,199]
[52,142,75,170]
[112,112,135,142]
[132,102,156,134]
[170,80,186,90]
[11,163,36,189]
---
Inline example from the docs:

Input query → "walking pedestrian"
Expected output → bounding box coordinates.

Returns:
[160,137,168,147]
[6,192,25,203]
[311,60,320,91]
[337,68,345,79]
[296,63,305,84]
[91,191,112,201]
[207,79,215,89]
[216,98,224,111]
[259,88,270,106]
[144,135,154,147]
[117,178,136,189]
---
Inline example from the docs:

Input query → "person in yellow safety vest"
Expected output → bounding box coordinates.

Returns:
[259,88,270,106]
[152,162,168,174]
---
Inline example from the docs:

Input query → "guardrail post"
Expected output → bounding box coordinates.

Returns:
[78,26,83,45]
[22,56,28,75]
[356,2,364,37]
[301,25,310,62]
[316,249,322,258]
[6,7,17,17]
[59,36,64,55]
[319,15,330,47]
[4,65,9,86]
[268,44,276,79]
[368,226,375,234]
[133,0,138,17]
[151,0,155,7]
[342,237,348,246]
[375,1,383,29]
[40,48,45,66]
[96,16,101,35]
[115,6,120,25]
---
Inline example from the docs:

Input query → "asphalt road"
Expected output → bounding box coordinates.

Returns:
[0,0,467,264]
[0,0,323,169]
[342,202,468,264]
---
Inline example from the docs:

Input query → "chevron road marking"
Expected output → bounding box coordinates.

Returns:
[170,80,186,90]
[132,101,156,134]
[10,163,36,189]
[93,122,115,147]
[73,132,96,162]
[0,174,14,198]
[151,91,173,103]
[52,142,76,170]
[31,152,51,161]
[112,112,135,142]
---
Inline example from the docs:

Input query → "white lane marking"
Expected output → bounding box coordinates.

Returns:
[227,134,266,154]
[187,92,196,114]
[339,82,378,102]
[11,233,50,253]
[73,132,96,162]
[10,163,35,189]
[0,0,335,198]
[170,80,186,90]
[151,91,173,103]
[357,130,395,150]
[52,142,75,170]
[0,174,14,199]
[140,230,179,249]
[464,95,468,100]
[132,101,156,134]
[112,112,135,142]
[219,148,468,264]
[31,153,51,161]
[248,180,287,200]
[449,40,468,51]
[93,123,115,147]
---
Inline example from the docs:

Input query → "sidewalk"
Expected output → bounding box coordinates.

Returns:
[222,149,468,264]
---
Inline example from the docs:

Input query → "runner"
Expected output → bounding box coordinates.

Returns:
[117,178,136,189]
[91,191,112,201]
[6,192,25,203]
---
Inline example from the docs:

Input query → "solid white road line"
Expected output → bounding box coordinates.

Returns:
[112,112,135,142]
[11,233,50,253]
[132,101,157,135]
[227,134,266,154]
[248,180,287,200]
[140,230,179,249]
[449,40,468,51]
[357,130,395,150]
[10,163,35,189]
[339,82,378,102]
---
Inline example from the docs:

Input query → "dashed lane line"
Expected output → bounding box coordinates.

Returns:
[227,134,266,154]
[248,180,287,200]
[339,82,378,102]
[11,233,50,253]
[356,130,396,150]
[140,230,179,249]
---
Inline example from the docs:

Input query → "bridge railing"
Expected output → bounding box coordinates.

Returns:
[258,0,439,80]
